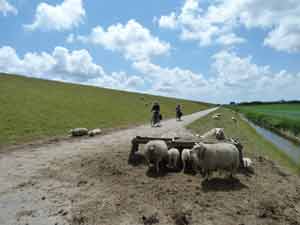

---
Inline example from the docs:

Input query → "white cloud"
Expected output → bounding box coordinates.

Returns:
[0,0,17,16]
[77,19,170,61]
[158,12,177,29]
[0,46,145,91]
[24,0,85,31]
[216,33,246,46]
[264,17,300,53]
[90,71,144,91]
[158,0,300,52]
[132,51,300,103]
[158,0,240,46]
[132,60,211,99]
[0,46,103,81]
[210,50,300,102]
[66,33,75,43]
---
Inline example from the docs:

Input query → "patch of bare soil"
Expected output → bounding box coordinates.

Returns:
[44,143,300,225]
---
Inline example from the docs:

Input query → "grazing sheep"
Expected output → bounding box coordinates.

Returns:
[181,148,192,172]
[191,142,240,180]
[212,113,222,120]
[144,140,169,173]
[232,117,237,123]
[70,128,88,137]
[212,115,220,120]
[200,128,225,140]
[88,128,102,137]
[167,148,180,169]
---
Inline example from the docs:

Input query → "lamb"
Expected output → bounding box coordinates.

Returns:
[181,148,192,172]
[144,140,169,173]
[191,142,240,180]
[167,148,180,169]
[88,128,102,137]
[200,128,225,140]
[69,128,88,137]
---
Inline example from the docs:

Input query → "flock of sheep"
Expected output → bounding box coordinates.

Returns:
[143,114,252,180]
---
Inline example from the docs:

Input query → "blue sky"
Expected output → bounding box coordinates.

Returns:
[0,0,300,103]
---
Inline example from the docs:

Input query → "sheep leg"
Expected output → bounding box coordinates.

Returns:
[182,160,186,173]
[145,158,150,168]
[156,161,160,173]
[206,171,211,181]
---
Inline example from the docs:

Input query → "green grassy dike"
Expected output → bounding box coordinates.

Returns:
[187,107,300,173]
[0,74,212,146]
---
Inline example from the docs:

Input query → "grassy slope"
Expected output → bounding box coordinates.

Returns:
[0,74,212,145]
[233,104,300,138]
[187,107,300,173]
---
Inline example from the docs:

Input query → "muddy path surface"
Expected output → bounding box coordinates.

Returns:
[1,107,300,225]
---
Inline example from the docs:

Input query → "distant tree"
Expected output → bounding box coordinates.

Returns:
[230,101,236,105]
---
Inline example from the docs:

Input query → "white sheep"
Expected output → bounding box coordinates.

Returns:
[212,115,220,120]
[144,140,169,173]
[181,148,192,172]
[232,117,237,123]
[167,148,180,169]
[88,128,102,137]
[69,128,88,137]
[200,128,225,140]
[191,142,240,180]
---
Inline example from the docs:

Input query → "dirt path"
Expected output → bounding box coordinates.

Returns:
[0,108,220,225]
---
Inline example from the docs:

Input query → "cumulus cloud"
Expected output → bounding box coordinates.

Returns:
[158,12,177,29]
[132,50,300,103]
[0,0,17,16]
[76,20,170,61]
[216,33,246,46]
[264,17,300,53]
[158,0,300,52]
[0,46,144,91]
[66,33,75,43]
[157,0,240,46]
[132,60,211,99]
[24,0,85,31]
[210,50,300,102]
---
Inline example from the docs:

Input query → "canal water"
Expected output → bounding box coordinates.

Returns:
[243,117,300,165]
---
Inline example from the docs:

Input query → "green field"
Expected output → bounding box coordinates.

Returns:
[232,104,300,141]
[0,74,212,146]
[187,108,300,173]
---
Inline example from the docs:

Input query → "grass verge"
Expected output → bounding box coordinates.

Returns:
[187,107,300,173]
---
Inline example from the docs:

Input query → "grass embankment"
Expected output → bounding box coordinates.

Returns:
[0,74,212,146]
[187,108,300,173]
[232,104,300,143]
